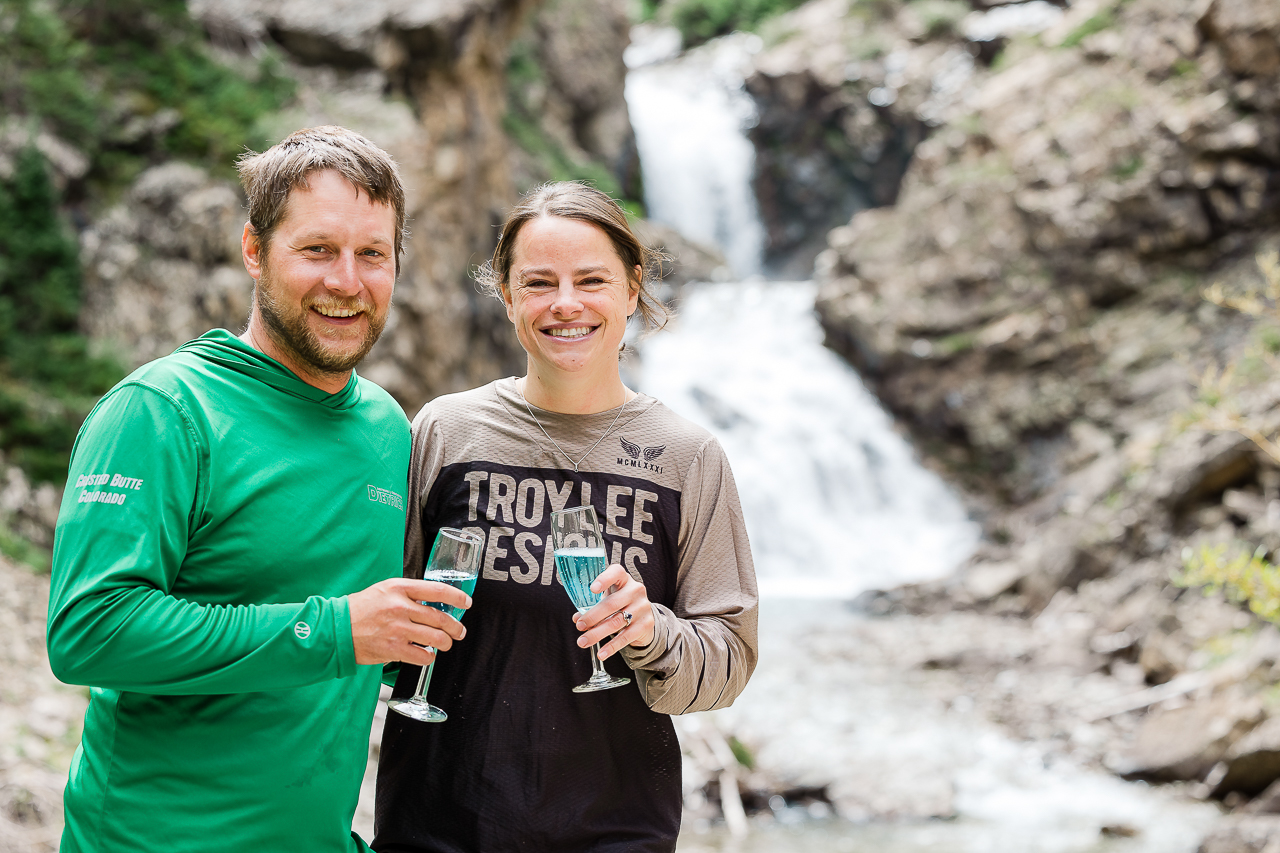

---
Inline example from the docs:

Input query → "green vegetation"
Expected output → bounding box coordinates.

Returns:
[936,331,978,356]
[1177,252,1280,622]
[2,0,295,192]
[0,517,49,572]
[908,0,968,39]
[1060,9,1116,49]
[639,0,810,47]
[728,735,755,770]
[0,0,297,495]
[503,39,643,217]
[1112,153,1144,180]
[0,147,122,485]
[1179,542,1280,625]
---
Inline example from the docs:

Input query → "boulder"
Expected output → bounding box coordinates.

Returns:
[1111,692,1263,782]
[1197,815,1280,853]
[1216,716,1280,798]
[1241,778,1280,814]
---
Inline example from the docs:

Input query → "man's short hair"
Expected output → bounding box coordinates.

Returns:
[237,125,408,274]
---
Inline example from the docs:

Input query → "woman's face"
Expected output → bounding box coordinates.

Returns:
[503,215,640,382]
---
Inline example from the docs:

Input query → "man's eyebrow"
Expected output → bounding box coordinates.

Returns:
[292,231,392,247]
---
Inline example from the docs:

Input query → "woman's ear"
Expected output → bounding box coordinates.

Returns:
[501,282,516,322]
[627,265,642,314]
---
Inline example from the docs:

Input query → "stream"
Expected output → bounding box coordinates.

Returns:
[624,25,1223,853]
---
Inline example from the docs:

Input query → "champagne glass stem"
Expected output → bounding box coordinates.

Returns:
[412,657,435,702]
[588,643,608,679]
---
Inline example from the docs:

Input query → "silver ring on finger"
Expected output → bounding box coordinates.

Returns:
[622,610,633,626]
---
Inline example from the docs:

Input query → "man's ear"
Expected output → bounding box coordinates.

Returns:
[242,223,263,280]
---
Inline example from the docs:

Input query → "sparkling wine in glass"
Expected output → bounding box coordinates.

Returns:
[387,527,482,722]
[550,505,631,693]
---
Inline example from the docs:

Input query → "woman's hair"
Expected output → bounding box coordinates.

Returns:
[476,182,670,332]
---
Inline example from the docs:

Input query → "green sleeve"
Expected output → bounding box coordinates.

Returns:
[47,382,358,695]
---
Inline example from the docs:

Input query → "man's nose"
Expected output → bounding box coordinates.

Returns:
[324,251,362,295]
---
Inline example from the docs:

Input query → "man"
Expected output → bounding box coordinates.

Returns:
[47,125,463,852]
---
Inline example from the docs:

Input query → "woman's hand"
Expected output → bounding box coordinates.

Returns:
[572,564,655,660]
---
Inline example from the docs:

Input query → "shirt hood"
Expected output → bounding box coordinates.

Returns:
[175,329,361,410]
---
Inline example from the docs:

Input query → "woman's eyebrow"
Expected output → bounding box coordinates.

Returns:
[516,264,612,282]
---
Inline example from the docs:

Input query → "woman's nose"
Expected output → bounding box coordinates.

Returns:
[549,280,583,314]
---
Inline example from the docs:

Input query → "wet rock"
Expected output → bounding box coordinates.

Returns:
[1199,0,1280,78]
[1240,778,1280,814]
[1215,717,1280,799]
[962,560,1026,602]
[520,0,640,197]
[1197,815,1280,853]
[631,219,730,288]
[1111,692,1263,782]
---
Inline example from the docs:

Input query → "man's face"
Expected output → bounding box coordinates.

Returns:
[243,169,397,382]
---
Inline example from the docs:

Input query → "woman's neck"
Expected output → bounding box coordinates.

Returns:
[521,365,633,414]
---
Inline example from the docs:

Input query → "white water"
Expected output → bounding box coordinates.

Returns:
[625,28,767,276]
[624,25,1221,853]
[638,281,979,599]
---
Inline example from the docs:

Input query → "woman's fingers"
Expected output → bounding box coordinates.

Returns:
[573,565,656,658]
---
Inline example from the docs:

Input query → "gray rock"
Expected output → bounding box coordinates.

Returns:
[1216,716,1280,798]
[1112,693,1263,782]
[1197,815,1280,853]
[1241,778,1280,814]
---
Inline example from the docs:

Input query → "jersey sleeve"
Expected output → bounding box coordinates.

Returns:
[46,382,358,695]
[621,436,759,714]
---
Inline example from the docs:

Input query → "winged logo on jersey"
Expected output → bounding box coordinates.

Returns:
[620,438,666,461]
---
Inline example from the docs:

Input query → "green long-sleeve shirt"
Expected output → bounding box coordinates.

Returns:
[47,330,410,852]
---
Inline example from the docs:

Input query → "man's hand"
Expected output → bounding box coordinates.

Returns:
[349,578,471,666]
[572,564,656,661]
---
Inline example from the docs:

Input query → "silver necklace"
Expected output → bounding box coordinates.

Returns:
[520,383,630,473]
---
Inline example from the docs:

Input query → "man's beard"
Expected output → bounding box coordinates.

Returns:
[254,265,387,376]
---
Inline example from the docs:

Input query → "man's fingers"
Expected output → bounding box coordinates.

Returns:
[401,578,471,611]
[400,644,437,667]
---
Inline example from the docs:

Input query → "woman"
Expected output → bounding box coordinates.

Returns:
[374,182,758,853]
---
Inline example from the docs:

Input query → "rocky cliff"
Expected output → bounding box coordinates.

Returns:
[757,0,1280,834]
[85,0,639,409]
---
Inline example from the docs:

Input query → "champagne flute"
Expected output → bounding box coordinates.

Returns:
[387,527,482,722]
[550,506,631,693]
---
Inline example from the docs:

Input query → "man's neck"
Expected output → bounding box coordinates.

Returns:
[239,322,351,395]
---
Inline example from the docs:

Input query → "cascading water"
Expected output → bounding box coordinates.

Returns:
[626,27,978,601]
[625,25,1220,853]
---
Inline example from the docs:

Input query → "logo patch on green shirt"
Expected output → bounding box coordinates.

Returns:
[368,485,404,510]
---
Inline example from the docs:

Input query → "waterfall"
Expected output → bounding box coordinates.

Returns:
[625,29,766,277]
[625,28,979,597]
